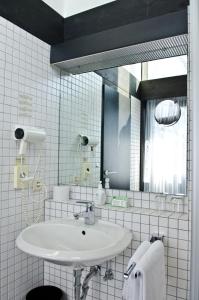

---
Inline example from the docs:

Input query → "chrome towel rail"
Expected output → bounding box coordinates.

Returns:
[124,262,136,279]
[123,234,164,279]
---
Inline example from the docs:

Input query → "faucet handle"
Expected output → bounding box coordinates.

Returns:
[75,201,95,225]
[104,170,118,176]
[76,201,94,211]
[74,213,80,220]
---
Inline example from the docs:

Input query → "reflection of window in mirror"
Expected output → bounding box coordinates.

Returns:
[123,63,142,81]
[143,98,187,195]
[121,55,187,82]
[145,55,187,80]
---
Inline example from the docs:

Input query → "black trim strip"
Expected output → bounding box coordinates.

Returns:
[140,101,146,191]
[100,84,105,186]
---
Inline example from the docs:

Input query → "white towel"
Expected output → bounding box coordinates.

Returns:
[133,240,166,300]
[122,241,151,300]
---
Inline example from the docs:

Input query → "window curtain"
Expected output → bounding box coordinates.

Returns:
[143,97,187,195]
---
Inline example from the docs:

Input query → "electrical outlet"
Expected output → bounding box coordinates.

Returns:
[81,161,91,180]
[32,179,42,192]
[14,164,29,189]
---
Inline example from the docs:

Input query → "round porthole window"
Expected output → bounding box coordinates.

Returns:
[154,100,181,126]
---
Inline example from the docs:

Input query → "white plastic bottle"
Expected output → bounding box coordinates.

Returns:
[105,177,110,189]
[95,181,106,206]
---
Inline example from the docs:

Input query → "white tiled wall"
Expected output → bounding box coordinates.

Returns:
[59,72,102,188]
[0,17,60,299]
[44,191,190,300]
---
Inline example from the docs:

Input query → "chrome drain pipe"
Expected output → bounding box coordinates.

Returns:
[73,266,100,300]
[80,266,100,300]
[73,269,83,300]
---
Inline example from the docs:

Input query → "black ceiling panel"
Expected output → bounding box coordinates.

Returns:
[51,10,188,64]
[137,75,187,100]
[64,0,189,40]
[0,0,64,45]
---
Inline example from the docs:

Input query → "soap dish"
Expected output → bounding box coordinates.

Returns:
[111,196,129,208]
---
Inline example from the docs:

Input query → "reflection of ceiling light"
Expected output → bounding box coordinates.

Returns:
[42,0,116,18]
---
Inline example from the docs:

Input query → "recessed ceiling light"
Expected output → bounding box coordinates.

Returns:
[42,0,116,18]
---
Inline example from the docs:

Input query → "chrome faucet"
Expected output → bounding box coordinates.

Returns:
[74,201,95,225]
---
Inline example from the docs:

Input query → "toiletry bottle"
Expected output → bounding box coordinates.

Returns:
[95,181,106,206]
[105,177,110,189]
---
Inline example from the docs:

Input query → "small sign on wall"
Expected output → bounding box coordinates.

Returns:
[18,94,32,118]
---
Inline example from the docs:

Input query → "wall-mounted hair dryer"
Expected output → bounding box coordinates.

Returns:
[79,134,99,151]
[79,134,99,147]
[14,125,46,155]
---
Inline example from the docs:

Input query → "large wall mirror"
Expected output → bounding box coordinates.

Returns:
[59,55,187,195]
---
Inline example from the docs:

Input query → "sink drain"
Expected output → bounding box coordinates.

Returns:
[82,230,86,235]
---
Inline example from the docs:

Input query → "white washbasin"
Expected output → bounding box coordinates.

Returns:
[16,218,132,267]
